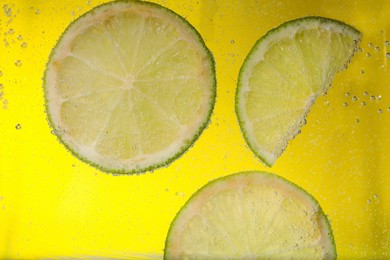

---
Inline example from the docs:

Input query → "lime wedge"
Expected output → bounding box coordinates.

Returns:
[236,17,361,166]
[44,0,216,174]
[165,171,336,259]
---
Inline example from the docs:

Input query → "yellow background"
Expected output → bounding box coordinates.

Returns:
[1,0,389,258]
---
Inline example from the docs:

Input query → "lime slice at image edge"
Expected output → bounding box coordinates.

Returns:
[236,17,361,166]
[44,0,216,174]
[164,171,336,259]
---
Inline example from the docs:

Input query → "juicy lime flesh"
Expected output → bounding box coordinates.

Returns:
[237,18,361,166]
[165,172,335,259]
[45,2,215,173]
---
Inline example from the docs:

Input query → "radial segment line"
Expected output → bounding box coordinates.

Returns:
[291,39,314,94]
[130,87,184,128]
[103,23,129,75]
[252,107,306,123]
[91,89,126,148]
[247,89,302,102]
[134,38,181,77]
[126,91,144,154]
[260,240,322,256]
[237,187,252,255]
[135,75,198,83]
[256,197,287,251]
[61,86,124,102]
[197,212,241,255]
[260,50,312,96]
[129,17,146,73]
[69,53,125,82]
[318,31,332,90]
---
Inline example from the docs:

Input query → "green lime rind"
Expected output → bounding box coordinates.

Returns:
[235,16,361,167]
[164,171,337,259]
[43,0,216,175]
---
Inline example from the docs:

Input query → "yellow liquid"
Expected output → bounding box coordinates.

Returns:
[1,0,389,258]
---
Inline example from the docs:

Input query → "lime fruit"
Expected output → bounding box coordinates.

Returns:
[44,0,216,174]
[165,171,336,259]
[236,17,361,166]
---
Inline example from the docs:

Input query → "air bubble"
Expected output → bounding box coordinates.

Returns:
[2,99,7,109]
[367,199,372,204]
[230,39,235,44]
[17,35,23,41]
[387,107,390,112]
[386,53,390,58]
[352,96,358,102]
[360,70,364,74]
[343,102,348,107]
[378,109,383,114]
[385,40,390,46]
[370,95,375,100]
[368,42,374,48]
[345,92,350,97]
[377,95,382,100]
[356,118,360,123]
[15,124,21,130]
[14,60,22,67]
[363,91,368,96]
[0,71,2,76]
[366,53,371,57]
[374,194,379,199]
[35,9,41,14]
[8,28,15,35]
[361,101,366,106]
[374,46,380,52]
[21,42,28,48]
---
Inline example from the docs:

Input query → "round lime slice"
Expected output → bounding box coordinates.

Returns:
[44,0,216,174]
